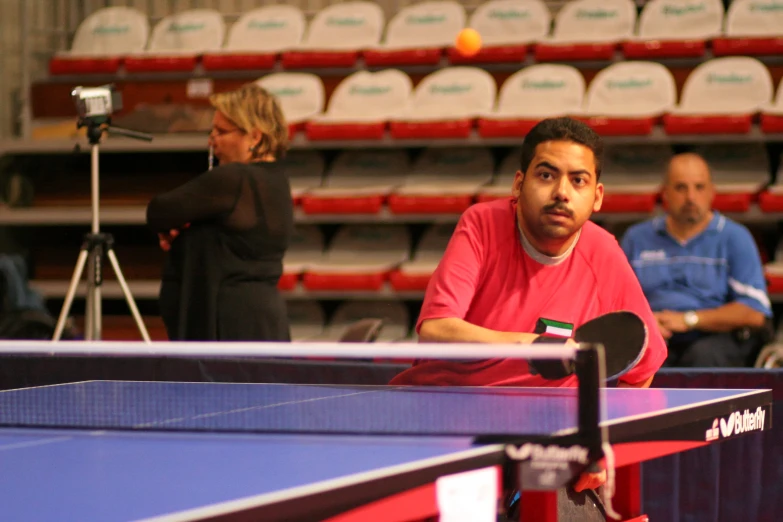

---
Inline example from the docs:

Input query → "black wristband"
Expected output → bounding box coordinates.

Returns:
[528,335,574,379]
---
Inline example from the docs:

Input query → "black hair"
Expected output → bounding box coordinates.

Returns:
[519,117,604,180]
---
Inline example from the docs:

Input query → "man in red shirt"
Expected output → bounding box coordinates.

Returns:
[391,117,667,388]
[389,117,668,504]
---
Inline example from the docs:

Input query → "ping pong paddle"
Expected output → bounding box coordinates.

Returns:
[528,311,648,381]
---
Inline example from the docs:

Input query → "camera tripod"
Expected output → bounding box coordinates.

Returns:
[52,120,153,343]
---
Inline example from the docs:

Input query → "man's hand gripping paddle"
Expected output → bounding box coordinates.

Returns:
[529,311,648,381]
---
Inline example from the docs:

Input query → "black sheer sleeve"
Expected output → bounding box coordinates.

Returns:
[146,165,243,232]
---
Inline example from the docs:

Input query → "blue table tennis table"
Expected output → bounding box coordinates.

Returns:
[0,380,772,522]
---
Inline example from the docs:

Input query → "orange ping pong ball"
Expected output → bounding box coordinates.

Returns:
[455,28,482,57]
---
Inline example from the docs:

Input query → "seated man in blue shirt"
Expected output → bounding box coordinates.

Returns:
[621,152,772,367]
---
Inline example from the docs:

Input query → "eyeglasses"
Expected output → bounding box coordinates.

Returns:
[209,126,243,137]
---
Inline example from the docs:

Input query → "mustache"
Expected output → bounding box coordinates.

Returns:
[542,202,574,218]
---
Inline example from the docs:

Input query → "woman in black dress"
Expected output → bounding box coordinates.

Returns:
[146,83,294,341]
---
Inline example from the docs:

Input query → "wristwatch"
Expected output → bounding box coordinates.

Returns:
[683,311,700,329]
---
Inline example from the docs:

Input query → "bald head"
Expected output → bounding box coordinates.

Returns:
[663,152,714,226]
[665,153,712,186]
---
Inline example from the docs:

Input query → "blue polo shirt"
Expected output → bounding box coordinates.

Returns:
[620,212,772,317]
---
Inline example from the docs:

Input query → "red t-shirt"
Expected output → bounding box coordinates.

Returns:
[390,198,667,387]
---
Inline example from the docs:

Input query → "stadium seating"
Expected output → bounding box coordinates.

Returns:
[364,0,466,66]
[308,301,410,343]
[761,77,783,133]
[534,0,637,62]
[201,5,306,71]
[599,144,671,213]
[477,148,520,202]
[287,300,327,341]
[388,147,494,214]
[759,152,783,213]
[123,8,225,72]
[389,223,457,291]
[663,56,774,134]
[48,6,150,75]
[256,73,325,137]
[300,150,409,214]
[691,143,770,212]
[621,0,724,59]
[302,225,411,291]
[280,225,326,291]
[282,1,385,68]
[478,64,586,138]
[578,61,677,136]
[285,151,326,205]
[713,0,783,56]
[447,0,549,64]
[305,69,413,141]
[390,66,496,139]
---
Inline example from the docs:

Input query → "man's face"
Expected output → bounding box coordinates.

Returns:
[663,157,714,226]
[513,140,603,247]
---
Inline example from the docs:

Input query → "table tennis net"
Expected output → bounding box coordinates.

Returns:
[0,378,585,437]
[0,349,590,438]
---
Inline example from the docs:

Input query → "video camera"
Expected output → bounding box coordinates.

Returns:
[71,84,122,126]
[69,84,151,147]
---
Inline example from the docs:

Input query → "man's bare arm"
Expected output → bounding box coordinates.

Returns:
[658,302,767,334]
[692,302,767,332]
[419,318,540,344]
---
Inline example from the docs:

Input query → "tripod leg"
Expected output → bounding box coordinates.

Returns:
[53,249,90,342]
[85,252,98,341]
[105,248,151,343]
[85,289,93,341]
[92,274,102,341]
[86,248,103,341]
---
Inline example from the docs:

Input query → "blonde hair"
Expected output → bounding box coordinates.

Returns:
[209,83,288,159]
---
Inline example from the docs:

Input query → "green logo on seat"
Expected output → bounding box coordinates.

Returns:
[326,17,366,26]
[430,84,472,94]
[406,14,447,24]
[248,20,287,30]
[607,78,653,89]
[707,73,752,84]
[488,10,530,20]
[270,87,304,96]
[749,2,783,12]
[662,3,706,15]
[94,25,130,35]
[350,86,392,95]
[576,9,618,19]
[168,22,205,32]
[522,79,566,89]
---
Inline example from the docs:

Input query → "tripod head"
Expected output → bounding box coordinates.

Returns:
[78,118,154,146]
[72,84,154,145]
